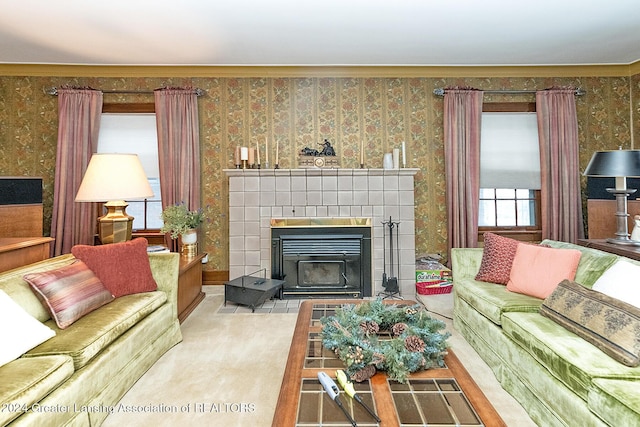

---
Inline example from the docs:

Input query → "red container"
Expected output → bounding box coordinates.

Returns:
[416,281,453,295]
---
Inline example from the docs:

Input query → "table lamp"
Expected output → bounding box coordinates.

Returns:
[75,153,153,244]
[584,149,640,244]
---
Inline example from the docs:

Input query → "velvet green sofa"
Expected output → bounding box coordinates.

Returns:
[451,240,640,427]
[0,252,182,427]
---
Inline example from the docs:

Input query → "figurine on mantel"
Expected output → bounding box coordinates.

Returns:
[298,139,339,168]
[300,139,337,157]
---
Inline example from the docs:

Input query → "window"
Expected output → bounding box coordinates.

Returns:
[97,104,162,231]
[478,103,541,240]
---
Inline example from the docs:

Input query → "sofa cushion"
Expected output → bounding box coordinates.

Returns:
[541,239,619,288]
[502,311,640,401]
[475,232,520,285]
[454,278,543,325]
[507,244,581,299]
[0,355,74,426]
[25,291,166,369]
[540,279,640,367]
[589,378,640,427]
[23,261,114,329]
[0,254,76,322]
[592,259,640,309]
[71,238,158,297]
[0,290,55,368]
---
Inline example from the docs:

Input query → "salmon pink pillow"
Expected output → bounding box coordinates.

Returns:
[71,238,157,298]
[507,243,582,299]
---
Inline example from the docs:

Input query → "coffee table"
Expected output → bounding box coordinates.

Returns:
[272,300,506,427]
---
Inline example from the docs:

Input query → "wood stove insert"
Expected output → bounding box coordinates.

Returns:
[271,218,372,298]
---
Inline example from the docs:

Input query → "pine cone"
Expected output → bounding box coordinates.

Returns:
[405,307,418,316]
[371,352,385,365]
[351,365,376,382]
[404,335,426,352]
[391,322,407,336]
[359,321,380,335]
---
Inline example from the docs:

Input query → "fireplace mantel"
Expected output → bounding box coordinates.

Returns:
[224,168,418,296]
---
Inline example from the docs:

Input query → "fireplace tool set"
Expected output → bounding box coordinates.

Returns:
[379,216,402,299]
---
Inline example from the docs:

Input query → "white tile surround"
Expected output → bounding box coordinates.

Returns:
[224,168,419,296]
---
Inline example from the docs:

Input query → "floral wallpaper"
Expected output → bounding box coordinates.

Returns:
[0,72,638,272]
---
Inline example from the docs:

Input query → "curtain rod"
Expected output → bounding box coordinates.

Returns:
[433,88,585,96]
[44,87,205,96]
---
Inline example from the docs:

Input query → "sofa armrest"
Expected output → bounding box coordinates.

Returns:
[450,248,484,281]
[148,253,180,319]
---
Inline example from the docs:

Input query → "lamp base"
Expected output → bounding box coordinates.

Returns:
[606,237,640,246]
[97,200,133,244]
[605,188,638,245]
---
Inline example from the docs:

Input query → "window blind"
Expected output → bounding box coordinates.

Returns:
[480,112,541,189]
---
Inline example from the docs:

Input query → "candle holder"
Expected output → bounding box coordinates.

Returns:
[242,160,248,169]
[360,163,365,169]
[274,164,280,169]
[264,162,270,169]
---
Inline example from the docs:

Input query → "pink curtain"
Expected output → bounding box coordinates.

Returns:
[444,89,484,258]
[154,88,201,248]
[50,88,103,255]
[536,88,585,242]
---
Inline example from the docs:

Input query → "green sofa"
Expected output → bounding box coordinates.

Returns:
[0,252,182,427]
[451,240,640,427]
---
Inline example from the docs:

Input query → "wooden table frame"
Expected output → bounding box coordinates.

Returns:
[272,300,505,427]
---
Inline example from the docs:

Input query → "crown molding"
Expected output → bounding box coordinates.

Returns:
[0,63,638,78]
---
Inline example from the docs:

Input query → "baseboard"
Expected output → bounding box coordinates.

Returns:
[203,270,229,286]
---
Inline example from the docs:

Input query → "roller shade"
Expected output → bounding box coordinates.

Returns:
[480,112,541,189]
[97,113,159,179]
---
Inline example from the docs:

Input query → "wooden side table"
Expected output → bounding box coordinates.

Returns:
[577,239,640,261]
[177,253,206,323]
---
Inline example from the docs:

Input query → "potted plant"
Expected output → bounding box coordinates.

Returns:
[160,203,206,241]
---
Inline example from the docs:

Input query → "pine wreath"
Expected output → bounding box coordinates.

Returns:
[320,299,450,384]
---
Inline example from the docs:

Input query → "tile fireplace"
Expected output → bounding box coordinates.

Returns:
[224,168,418,297]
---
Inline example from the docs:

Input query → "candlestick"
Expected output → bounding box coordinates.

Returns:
[248,147,255,166]
[234,146,241,169]
[402,141,406,167]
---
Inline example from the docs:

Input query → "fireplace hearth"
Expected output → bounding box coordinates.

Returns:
[271,218,371,298]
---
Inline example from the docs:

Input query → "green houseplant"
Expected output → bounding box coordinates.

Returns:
[160,204,206,240]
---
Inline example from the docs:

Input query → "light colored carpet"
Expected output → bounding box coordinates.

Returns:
[102,287,536,427]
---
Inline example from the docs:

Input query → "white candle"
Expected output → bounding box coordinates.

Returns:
[240,146,249,161]
[393,148,400,169]
[256,140,261,165]
[275,139,279,165]
[402,141,406,167]
[360,140,364,165]
[265,137,269,164]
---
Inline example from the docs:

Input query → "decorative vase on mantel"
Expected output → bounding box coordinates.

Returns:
[180,228,198,257]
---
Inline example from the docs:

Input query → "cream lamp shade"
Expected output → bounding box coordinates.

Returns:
[584,149,640,244]
[75,153,153,244]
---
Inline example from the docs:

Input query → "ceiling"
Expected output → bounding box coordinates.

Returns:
[1,1,639,67]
